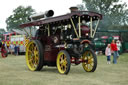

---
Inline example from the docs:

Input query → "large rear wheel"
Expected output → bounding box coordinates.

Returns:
[26,40,44,71]
[56,50,71,74]
[82,49,97,72]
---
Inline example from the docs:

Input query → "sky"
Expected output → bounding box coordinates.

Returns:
[0,0,82,30]
[0,0,127,31]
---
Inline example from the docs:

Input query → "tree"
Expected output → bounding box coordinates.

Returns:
[77,4,86,11]
[82,0,127,29]
[6,6,35,31]
[0,29,6,40]
[81,0,128,41]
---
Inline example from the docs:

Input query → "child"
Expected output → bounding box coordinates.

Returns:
[105,44,111,64]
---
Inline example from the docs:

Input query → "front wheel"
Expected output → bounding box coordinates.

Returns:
[82,49,97,72]
[56,50,71,74]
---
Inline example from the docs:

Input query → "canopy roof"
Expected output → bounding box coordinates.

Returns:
[20,11,102,28]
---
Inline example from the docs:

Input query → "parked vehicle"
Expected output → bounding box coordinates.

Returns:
[10,35,28,53]
[2,32,29,54]
[94,29,128,54]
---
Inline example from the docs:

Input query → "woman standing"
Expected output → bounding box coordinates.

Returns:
[111,40,119,64]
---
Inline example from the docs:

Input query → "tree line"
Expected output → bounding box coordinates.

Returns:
[5,0,128,41]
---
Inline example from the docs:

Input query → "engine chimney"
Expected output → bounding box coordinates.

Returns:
[69,7,78,12]
[28,10,54,21]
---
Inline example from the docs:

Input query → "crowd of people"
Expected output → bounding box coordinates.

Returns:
[105,39,121,64]
[9,44,19,56]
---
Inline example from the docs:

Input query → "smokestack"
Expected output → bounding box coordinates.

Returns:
[28,10,54,21]
[69,7,78,12]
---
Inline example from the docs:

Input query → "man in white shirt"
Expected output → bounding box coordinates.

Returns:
[9,44,14,55]
[116,40,121,54]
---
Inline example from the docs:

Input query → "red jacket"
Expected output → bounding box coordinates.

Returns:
[111,43,118,51]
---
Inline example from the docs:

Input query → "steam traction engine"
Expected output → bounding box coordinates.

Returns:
[20,7,102,74]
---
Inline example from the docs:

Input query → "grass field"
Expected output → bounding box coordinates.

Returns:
[0,53,128,85]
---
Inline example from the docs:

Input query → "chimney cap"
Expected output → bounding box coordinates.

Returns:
[69,7,78,12]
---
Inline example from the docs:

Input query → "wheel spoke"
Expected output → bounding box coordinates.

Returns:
[28,49,32,54]
[90,63,94,67]
[29,58,33,66]
[31,44,35,50]
[60,64,63,70]
[34,51,38,56]
[63,57,67,66]
[88,58,94,64]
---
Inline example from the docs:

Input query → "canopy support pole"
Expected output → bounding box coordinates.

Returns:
[23,28,30,38]
[92,19,100,38]
[90,17,93,38]
[47,24,50,36]
[70,18,79,38]
[78,16,81,38]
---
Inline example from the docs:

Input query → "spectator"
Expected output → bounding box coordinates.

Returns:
[0,42,2,47]
[105,44,111,64]
[116,40,121,55]
[3,41,8,53]
[9,44,14,55]
[4,42,8,50]
[111,40,119,64]
[14,44,19,56]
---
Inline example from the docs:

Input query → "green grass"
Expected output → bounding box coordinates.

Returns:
[0,53,128,85]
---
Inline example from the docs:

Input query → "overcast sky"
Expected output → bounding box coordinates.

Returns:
[0,0,127,31]
[0,0,82,30]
